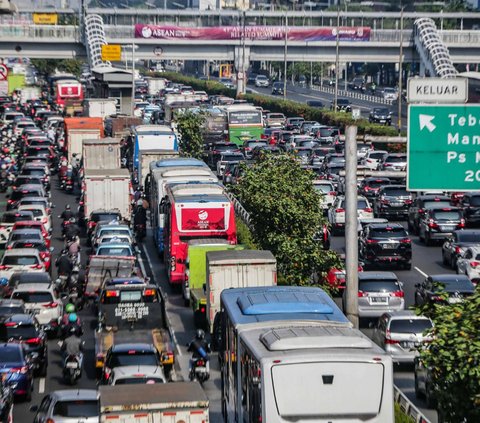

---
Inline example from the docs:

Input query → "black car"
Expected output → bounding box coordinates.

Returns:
[369,107,392,125]
[271,82,284,95]
[306,100,324,108]
[285,117,304,131]
[374,185,413,219]
[459,192,480,227]
[414,274,475,306]
[330,98,352,112]
[419,207,465,246]
[0,375,13,423]
[407,195,452,235]
[359,177,391,199]
[441,229,480,269]
[359,223,412,269]
[251,145,282,160]
[0,314,48,376]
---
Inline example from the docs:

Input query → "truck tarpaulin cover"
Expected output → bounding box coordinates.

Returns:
[181,208,225,231]
[135,25,371,42]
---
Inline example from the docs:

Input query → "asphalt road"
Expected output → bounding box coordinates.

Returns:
[9,175,445,423]
[250,82,409,132]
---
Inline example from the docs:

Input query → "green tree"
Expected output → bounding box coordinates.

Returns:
[30,59,84,78]
[57,59,83,78]
[233,155,339,285]
[416,288,480,421]
[175,111,206,160]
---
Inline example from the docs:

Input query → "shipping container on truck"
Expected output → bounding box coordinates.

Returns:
[82,138,121,170]
[83,98,117,118]
[162,188,237,286]
[82,168,131,224]
[137,149,179,187]
[206,250,277,333]
[146,77,168,96]
[99,383,209,423]
[107,116,143,138]
[64,117,104,161]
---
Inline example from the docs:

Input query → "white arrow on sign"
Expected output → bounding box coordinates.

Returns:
[419,114,436,132]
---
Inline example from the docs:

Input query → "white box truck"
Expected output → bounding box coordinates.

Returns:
[206,250,277,333]
[146,77,168,96]
[99,382,209,423]
[84,98,117,118]
[83,168,131,222]
[82,138,121,170]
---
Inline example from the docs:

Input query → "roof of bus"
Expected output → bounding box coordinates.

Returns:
[225,104,259,112]
[149,158,208,171]
[221,286,350,327]
[172,193,229,203]
[152,167,214,181]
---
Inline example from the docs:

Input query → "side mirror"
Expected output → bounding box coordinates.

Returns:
[29,405,39,413]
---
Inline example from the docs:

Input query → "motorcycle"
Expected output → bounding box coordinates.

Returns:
[64,176,74,192]
[63,353,83,385]
[134,223,146,241]
[189,357,209,384]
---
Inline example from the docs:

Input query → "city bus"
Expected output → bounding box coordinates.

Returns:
[53,79,84,108]
[216,286,394,423]
[161,188,237,285]
[225,104,263,145]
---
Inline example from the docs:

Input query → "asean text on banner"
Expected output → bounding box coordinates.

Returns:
[134,25,371,42]
[408,104,480,191]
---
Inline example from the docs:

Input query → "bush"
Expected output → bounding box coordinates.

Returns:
[394,403,416,423]
[235,217,258,250]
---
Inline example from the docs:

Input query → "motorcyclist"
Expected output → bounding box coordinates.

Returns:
[61,325,83,360]
[60,204,75,221]
[55,252,73,282]
[67,238,81,264]
[133,203,147,227]
[187,329,211,374]
[71,153,81,169]
[61,303,80,326]
[62,312,83,338]
[63,218,80,240]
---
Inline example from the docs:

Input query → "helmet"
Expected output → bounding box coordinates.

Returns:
[65,204,71,210]
[68,313,78,323]
[68,326,77,335]
[0,164,6,170]
[65,303,75,314]
[195,329,205,340]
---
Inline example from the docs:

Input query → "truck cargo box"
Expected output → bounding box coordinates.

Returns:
[82,138,121,170]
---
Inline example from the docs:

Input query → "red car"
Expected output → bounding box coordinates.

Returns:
[8,240,52,272]
[11,221,51,248]
[324,256,363,290]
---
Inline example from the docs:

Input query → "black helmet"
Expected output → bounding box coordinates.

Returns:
[195,329,205,340]
[65,204,71,210]
[68,326,76,335]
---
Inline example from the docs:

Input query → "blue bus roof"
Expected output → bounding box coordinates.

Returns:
[172,193,228,203]
[152,158,208,169]
[221,286,349,326]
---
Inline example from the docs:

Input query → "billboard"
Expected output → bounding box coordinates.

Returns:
[135,24,371,42]
[180,208,226,231]
[33,13,58,25]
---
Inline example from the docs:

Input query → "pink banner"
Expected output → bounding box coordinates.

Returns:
[135,24,371,42]
[181,208,225,231]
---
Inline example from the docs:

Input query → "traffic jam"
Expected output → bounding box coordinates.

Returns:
[0,73,477,422]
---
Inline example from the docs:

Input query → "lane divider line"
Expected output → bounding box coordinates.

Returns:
[414,266,428,277]
[39,377,45,394]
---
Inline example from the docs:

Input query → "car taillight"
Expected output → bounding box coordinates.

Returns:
[26,337,41,345]
[30,264,43,269]
[428,219,439,229]
[329,191,336,196]
[400,238,411,244]
[10,366,28,374]
[418,208,425,214]
[42,302,58,308]
[358,291,367,297]
[197,359,205,366]
[405,199,413,205]
[385,338,400,345]
[0,265,10,270]
[366,239,378,244]
[88,221,96,228]
[470,261,480,268]
[390,291,404,298]
[458,219,465,228]
[364,207,373,213]
[335,208,345,213]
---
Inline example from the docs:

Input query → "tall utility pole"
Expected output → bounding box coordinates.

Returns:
[344,125,359,329]
[397,6,404,133]
[283,13,288,100]
[131,43,136,116]
[333,5,340,112]
[236,10,246,96]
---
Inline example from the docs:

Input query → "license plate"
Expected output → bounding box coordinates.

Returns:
[440,225,455,231]
[401,341,415,348]
[379,119,386,123]
[448,297,462,304]
[66,362,78,368]
[370,297,388,304]
[382,243,397,250]
[390,202,403,207]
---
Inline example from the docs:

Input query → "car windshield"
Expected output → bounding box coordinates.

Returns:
[338,99,350,105]
[373,108,389,114]
[214,144,237,152]
[222,154,244,161]
[385,156,406,163]
[314,185,333,194]
[115,377,164,385]
[319,128,338,137]
[110,352,158,367]
[10,232,42,241]
[53,400,99,418]
[359,280,400,292]
[12,292,53,303]
[1,324,37,340]
[368,180,390,188]
[432,278,473,291]
[383,188,409,196]
[92,213,120,223]
[424,200,451,208]
[97,247,132,256]
[246,141,266,148]
[3,256,39,265]
[432,211,461,221]
[389,319,432,334]
[0,348,21,363]
[370,227,408,238]
[457,232,480,242]
[329,156,345,164]
[369,152,386,160]
[469,196,480,206]
[1,214,30,224]
[358,200,369,209]
[0,306,24,315]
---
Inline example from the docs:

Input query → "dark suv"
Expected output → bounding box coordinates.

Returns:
[414,274,475,306]
[359,177,391,199]
[441,229,480,269]
[419,207,465,246]
[369,107,392,125]
[0,314,47,376]
[374,185,413,219]
[459,192,480,227]
[407,195,451,235]
[359,223,412,269]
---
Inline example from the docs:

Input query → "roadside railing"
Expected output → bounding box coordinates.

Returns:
[0,24,80,41]
[310,84,394,105]
[394,386,432,423]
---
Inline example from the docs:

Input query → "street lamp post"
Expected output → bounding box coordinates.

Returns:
[283,13,288,100]
[397,6,404,132]
[131,43,136,116]
[333,5,340,112]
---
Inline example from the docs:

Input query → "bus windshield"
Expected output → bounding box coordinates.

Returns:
[229,111,262,125]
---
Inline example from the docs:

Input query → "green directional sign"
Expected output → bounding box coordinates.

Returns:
[408,104,480,191]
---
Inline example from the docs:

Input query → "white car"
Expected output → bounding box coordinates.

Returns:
[362,150,388,170]
[18,204,52,234]
[216,152,245,177]
[0,248,45,280]
[456,246,480,283]
[382,87,399,101]
[0,210,35,247]
[11,282,63,336]
[328,195,373,233]
[108,365,167,385]
[254,75,270,87]
[313,181,337,211]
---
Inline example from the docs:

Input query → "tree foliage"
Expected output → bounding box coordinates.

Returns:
[233,155,339,285]
[30,59,84,78]
[175,111,206,160]
[416,288,480,422]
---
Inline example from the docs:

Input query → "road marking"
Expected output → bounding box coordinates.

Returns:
[38,377,45,394]
[414,266,428,277]
[141,243,182,357]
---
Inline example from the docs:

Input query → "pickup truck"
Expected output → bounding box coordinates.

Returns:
[95,282,175,379]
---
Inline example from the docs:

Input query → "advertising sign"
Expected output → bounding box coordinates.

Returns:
[135,24,371,42]
[59,84,80,97]
[33,13,58,25]
[101,44,122,62]
[181,208,226,231]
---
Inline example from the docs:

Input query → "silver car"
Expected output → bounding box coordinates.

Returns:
[372,311,433,363]
[32,389,99,423]
[108,365,166,385]
[352,271,405,318]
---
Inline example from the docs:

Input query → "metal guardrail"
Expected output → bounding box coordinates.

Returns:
[225,191,253,231]
[0,24,80,41]
[310,84,394,105]
[394,385,432,423]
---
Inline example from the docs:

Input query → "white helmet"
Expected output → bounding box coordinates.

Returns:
[1,164,6,170]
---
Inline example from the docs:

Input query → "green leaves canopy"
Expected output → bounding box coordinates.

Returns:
[175,111,206,160]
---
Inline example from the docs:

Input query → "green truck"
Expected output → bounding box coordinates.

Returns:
[182,239,244,327]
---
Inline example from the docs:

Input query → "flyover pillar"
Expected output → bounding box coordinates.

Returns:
[235,45,250,96]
